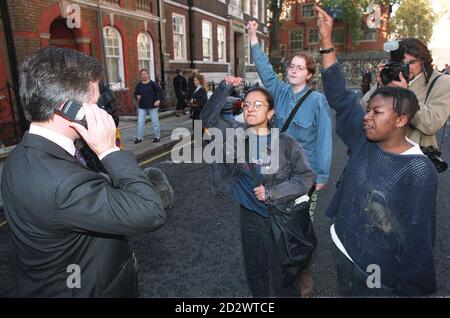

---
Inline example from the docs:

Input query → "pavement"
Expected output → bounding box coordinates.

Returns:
[0,110,193,215]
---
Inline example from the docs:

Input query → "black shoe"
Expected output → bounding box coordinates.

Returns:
[175,113,180,117]
[134,138,142,144]
[153,137,160,143]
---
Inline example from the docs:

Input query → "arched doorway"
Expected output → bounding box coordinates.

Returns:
[49,17,78,50]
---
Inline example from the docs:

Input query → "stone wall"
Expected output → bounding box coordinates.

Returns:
[314,51,387,90]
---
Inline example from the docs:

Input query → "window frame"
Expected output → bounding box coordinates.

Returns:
[137,32,155,81]
[103,26,125,90]
[290,30,304,53]
[172,13,187,61]
[217,25,227,63]
[301,4,315,18]
[202,20,213,62]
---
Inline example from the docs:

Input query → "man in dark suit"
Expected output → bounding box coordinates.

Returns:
[0,47,166,297]
[173,68,187,116]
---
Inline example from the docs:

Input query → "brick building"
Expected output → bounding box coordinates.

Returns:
[163,0,269,100]
[0,0,268,146]
[276,0,390,88]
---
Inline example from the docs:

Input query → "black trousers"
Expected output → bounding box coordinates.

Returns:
[239,206,299,297]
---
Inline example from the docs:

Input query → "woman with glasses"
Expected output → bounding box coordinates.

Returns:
[200,76,316,297]
[247,20,333,297]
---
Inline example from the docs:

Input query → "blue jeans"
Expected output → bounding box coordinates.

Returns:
[136,108,160,140]
[240,206,299,297]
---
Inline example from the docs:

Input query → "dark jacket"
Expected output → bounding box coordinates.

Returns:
[98,82,119,127]
[191,86,208,119]
[134,80,164,109]
[200,81,316,211]
[173,74,187,99]
[322,63,438,296]
[1,132,166,297]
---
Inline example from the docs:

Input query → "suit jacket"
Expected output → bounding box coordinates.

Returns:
[1,132,166,297]
[361,70,450,148]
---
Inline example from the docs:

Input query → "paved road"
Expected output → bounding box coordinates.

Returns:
[1,124,449,297]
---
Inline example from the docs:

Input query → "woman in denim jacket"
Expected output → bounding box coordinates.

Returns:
[200,76,316,297]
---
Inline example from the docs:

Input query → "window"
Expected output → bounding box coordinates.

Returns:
[290,30,303,52]
[301,4,315,17]
[361,28,377,42]
[261,39,268,55]
[260,0,265,23]
[173,14,186,60]
[103,26,125,89]
[202,21,212,61]
[333,29,345,44]
[217,25,226,62]
[252,0,258,19]
[137,32,155,80]
[308,28,319,45]
[243,0,250,14]
[230,0,241,8]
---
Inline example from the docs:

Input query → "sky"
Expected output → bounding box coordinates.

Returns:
[427,0,450,69]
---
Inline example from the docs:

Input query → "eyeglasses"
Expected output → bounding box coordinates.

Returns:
[406,59,421,65]
[241,100,269,111]
[289,64,306,72]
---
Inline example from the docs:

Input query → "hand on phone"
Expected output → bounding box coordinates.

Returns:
[69,103,117,157]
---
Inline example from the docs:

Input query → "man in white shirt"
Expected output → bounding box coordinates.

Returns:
[1,47,166,297]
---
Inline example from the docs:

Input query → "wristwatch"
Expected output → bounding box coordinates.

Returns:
[319,47,335,54]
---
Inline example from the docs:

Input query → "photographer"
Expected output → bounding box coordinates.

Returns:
[361,38,450,165]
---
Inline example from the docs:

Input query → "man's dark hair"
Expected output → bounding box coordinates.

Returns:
[369,86,420,121]
[400,38,434,84]
[244,87,275,110]
[19,47,103,122]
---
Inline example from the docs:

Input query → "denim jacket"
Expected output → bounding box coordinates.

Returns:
[200,81,316,210]
[251,43,332,185]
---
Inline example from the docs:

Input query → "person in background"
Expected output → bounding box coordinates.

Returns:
[173,68,188,117]
[361,39,450,152]
[190,74,208,129]
[316,5,438,297]
[134,69,164,144]
[1,47,166,297]
[247,19,333,298]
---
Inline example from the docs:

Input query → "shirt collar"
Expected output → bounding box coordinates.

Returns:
[29,123,76,156]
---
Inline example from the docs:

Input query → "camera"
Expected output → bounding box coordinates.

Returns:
[380,40,410,85]
[422,146,448,173]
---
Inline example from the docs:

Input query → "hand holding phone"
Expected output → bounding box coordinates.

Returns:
[56,99,88,128]
[69,103,117,157]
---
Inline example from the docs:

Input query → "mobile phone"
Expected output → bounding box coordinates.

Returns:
[56,99,87,128]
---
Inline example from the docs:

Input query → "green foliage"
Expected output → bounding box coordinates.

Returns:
[318,0,395,44]
[390,0,436,44]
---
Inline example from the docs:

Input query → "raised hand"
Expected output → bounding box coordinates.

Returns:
[315,6,334,47]
[224,76,243,87]
[246,20,259,45]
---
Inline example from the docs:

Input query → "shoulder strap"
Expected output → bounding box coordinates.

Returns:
[281,89,313,133]
[425,75,443,104]
[245,137,262,186]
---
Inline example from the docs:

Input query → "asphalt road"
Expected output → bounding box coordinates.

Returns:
[1,126,449,297]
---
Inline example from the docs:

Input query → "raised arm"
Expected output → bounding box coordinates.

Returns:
[316,6,365,151]
[247,21,286,97]
[200,76,242,133]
